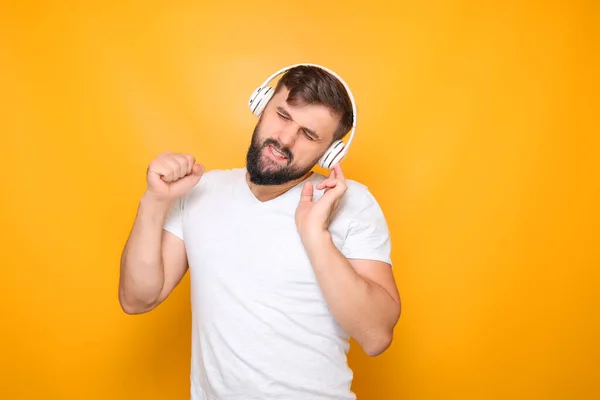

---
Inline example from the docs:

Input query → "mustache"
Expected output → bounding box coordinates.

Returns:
[263,138,293,162]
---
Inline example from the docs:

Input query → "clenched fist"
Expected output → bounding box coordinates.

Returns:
[145,151,204,202]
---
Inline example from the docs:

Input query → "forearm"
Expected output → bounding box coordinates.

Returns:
[301,232,400,356]
[119,194,172,310]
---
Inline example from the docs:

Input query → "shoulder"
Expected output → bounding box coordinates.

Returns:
[308,173,387,231]
[310,172,382,215]
[338,178,385,218]
[331,178,392,264]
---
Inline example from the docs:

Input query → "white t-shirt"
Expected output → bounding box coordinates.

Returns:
[163,167,392,400]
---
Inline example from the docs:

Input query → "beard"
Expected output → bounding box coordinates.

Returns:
[245,122,316,186]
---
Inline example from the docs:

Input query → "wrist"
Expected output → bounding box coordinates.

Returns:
[300,229,333,251]
[140,192,175,215]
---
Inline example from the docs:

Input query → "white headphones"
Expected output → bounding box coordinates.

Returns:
[248,63,357,169]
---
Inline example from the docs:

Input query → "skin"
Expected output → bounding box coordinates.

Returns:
[244,87,340,199]
[118,87,401,357]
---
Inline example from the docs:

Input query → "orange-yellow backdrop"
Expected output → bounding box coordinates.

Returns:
[1,1,598,399]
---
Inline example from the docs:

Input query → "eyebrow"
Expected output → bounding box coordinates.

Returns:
[276,106,320,140]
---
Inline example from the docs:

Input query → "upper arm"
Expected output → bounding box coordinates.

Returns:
[350,259,400,306]
[157,230,188,304]
[156,229,189,305]
[341,187,400,308]
[155,193,189,305]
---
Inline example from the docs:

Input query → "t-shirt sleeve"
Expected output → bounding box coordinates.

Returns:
[341,190,392,266]
[163,197,185,240]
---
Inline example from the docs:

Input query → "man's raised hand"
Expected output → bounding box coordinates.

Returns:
[295,164,348,238]
[146,152,204,202]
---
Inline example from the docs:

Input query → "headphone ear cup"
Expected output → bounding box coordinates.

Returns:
[328,147,348,168]
[318,140,347,169]
[249,86,274,117]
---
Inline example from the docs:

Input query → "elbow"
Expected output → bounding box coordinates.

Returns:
[120,301,149,315]
[361,304,401,357]
[361,330,394,357]
[118,288,155,315]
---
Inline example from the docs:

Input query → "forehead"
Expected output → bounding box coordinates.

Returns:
[271,87,340,139]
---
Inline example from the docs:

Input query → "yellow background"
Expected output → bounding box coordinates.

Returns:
[1,1,598,399]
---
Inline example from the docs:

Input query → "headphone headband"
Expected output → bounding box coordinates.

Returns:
[256,63,357,151]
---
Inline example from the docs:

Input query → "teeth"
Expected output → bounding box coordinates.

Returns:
[271,146,286,158]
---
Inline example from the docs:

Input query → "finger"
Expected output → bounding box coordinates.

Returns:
[148,160,167,180]
[184,154,195,166]
[191,163,204,176]
[164,157,183,180]
[184,154,196,174]
[299,181,314,203]
[151,160,176,182]
[333,164,345,181]
[329,168,337,180]
[316,187,342,213]
[173,154,193,178]
[162,161,177,182]
[317,179,338,190]
[316,178,337,190]
[179,164,205,186]
[335,179,348,194]
[319,179,347,201]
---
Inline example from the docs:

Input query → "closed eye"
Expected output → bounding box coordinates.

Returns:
[276,106,320,141]
[277,111,291,121]
[302,130,316,141]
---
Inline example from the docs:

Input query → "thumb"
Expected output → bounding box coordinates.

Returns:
[182,164,205,186]
[299,181,314,204]
[191,164,204,177]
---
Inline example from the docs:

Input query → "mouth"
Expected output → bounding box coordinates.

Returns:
[267,144,288,162]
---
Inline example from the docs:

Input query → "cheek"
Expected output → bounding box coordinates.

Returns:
[291,142,326,164]
[258,115,282,139]
[265,109,285,126]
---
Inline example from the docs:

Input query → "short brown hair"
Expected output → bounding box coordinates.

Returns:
[274,65,353,142]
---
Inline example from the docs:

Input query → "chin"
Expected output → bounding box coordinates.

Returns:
[245,125,314,185]
[247,158,311,186]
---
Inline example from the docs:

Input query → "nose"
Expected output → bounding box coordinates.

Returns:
[276,124,298,149]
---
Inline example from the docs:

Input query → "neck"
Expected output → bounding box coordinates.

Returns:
[245,171,313,202]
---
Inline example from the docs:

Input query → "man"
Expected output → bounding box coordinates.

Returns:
[119,65,401,399]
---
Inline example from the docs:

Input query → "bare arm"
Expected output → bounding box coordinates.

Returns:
[302,232,401,356]
[118,195,189,314]
[118,151,204,314]
[296,164,400,356]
